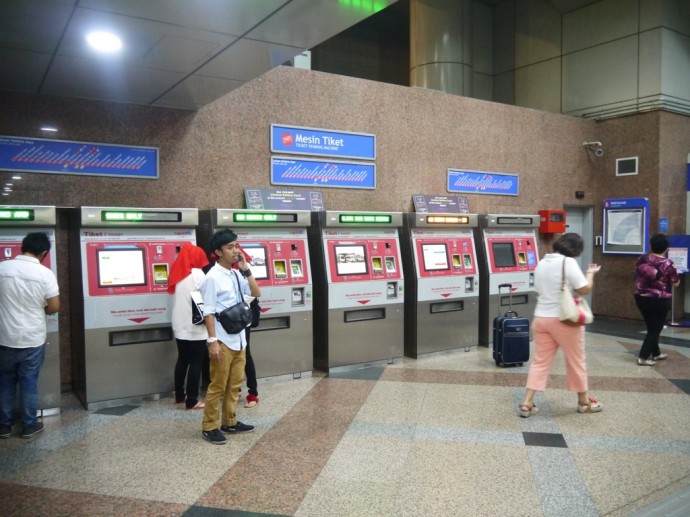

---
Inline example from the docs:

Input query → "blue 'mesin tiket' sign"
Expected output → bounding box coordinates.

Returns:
[447,169,519,196]
[271,124,375,161]
[0,136,159,179]
[271,156,376,190]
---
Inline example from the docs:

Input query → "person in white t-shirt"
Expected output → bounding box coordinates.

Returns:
[519,233,602,418]
[0,232,59,439]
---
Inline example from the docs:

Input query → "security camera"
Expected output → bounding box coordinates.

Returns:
[583,141,604,157]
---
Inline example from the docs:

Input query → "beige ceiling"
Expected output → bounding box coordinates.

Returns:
[0,0,399,110]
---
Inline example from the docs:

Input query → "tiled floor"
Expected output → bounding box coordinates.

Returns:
[1,318,689,516]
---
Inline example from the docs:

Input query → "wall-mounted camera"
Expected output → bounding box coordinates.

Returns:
[583,141,604,157]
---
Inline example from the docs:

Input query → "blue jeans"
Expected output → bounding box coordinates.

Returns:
[0,344,45,429]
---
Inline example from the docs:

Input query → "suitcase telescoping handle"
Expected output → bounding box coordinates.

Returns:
[497,283,517,317]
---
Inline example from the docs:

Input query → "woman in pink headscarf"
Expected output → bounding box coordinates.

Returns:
[168,243,209,410]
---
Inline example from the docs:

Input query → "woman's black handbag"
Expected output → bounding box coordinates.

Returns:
[215,271,253,334]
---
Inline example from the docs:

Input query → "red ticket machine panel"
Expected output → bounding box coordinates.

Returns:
[486,236,538,274]
[327,238,402,283]
[240,239,310,287]
[415,237,477,278]
[0,239,53,270]
[85,240,189,296]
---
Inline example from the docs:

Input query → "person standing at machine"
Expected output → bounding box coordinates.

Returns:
[634,233,680,366]
[0,232,59,439]
[518,233,602,417]
[168,242,209,410]
[200,229,260,445]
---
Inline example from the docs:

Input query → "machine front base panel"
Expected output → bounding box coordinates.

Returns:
[38,331,61,411]
[407,300,479,357]
[86,393,164,412]
[319,305,404,369]
[251,313,313,378]
[83,327,176,404]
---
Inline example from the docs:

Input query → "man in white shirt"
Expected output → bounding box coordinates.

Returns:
[0,232,59,439]
[201,229,260,445]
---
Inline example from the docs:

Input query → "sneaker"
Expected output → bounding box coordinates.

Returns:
[220,421,254,434]
[638,358,656,366]
[201,429,227,445]
[653,353,668,361]
[21,421,44,439]
[0,426,12,439]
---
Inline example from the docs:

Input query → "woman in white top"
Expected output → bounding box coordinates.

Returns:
[168,243,209,410]
[519,233,602,417]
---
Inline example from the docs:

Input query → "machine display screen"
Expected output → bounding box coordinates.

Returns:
[421,243,450,271]
[97,248,147,287]
[334,244,368,275]
[492,242,516,268]
[241,244,269,280]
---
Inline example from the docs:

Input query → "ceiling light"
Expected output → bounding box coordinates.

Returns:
[86,31,122,52]
[41,126,58,132]
[12,176,21,180]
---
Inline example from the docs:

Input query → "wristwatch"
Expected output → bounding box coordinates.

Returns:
[240,269,252,278]
[207,337,218,343]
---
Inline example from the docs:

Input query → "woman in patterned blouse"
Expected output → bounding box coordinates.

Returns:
[633,233,680,366]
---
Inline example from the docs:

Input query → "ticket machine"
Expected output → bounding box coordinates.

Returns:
[475,214,540,346]
[70,207,198,409]
[198,209,313,379]
[401,213,480,357]
[0,205,60,415]
[309,211,405,372]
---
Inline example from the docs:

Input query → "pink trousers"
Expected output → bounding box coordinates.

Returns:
[526,317,588,393]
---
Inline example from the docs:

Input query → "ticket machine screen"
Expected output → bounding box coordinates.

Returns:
[491,242,516,268]
[421,243,450,271]
[335,244,368,276]
[97,248,147,288]
[241,244,269,280]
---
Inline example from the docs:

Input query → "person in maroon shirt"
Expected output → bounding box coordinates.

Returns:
[634,233,680,366]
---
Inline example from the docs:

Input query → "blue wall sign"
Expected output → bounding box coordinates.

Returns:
[271,124,375,160]
[602,197,650,255]
[447,169,519,196]
[0,136,159,179]
[271,157,376,190]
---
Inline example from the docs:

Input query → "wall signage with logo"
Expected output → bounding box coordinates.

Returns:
[270,124,375,160]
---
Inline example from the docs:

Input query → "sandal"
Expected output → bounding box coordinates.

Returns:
[652,353,668,361]
[577,396,602,414]
[519,404,538,418]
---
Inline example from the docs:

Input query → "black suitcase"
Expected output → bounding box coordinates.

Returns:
[493,283,530,367]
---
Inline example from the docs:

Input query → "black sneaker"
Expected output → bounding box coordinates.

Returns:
[220,421,254,434]
[0,426,12,439]
[21,422,44,439]
[201,428,227,445]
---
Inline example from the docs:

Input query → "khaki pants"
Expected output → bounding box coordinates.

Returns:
[202,345,246,431]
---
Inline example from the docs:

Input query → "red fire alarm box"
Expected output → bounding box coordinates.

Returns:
[538,210,566,234]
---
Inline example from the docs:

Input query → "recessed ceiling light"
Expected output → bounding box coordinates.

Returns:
[12,176,21,180]
[41,126,58,132]
[86,31,122,52]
